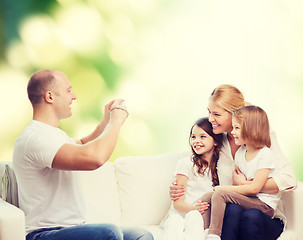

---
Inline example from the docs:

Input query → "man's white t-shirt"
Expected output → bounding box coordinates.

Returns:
[235,145,281,210]
[13,120,85,234]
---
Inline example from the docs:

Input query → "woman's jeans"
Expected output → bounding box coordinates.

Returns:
[26,224,154,240]
[221,204,284,240]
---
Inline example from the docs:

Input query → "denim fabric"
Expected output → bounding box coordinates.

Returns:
[221,204,284,240]
[26,224,154,240]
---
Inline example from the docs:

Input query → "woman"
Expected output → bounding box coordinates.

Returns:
[170,84,296,240]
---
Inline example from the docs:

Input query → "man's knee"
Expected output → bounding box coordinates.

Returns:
[88,224,123,239]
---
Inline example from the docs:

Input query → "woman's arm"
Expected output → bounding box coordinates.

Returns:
[269,130,297,191]
[216,168,271,196]
[169,181,185,201]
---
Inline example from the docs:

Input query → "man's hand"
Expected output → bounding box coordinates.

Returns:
[103,100,115,123]
[169,181,185,201]
[109,99,129,125]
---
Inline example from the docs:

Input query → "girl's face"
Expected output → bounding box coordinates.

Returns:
[231,118,245,145]
[190,125,216,159]
[208,101,233,134]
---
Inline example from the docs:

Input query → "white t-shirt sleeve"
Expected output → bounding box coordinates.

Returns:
[256,147,275,170]
[174,157,192,178]
[25,133,68,169]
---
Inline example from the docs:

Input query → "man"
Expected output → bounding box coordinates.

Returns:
[13,69,153,240]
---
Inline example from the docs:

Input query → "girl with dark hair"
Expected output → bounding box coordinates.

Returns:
[162,117,222,240]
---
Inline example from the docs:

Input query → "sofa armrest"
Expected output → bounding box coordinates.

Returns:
[280,181,303,239]
[0,198,25,240]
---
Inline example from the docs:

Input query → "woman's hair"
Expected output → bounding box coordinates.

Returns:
[189,117,223,186]
[27,70,58,106]
[233,105,271,148]
[209,84,246,113]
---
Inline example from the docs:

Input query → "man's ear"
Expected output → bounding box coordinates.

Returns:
[44,91,54,103]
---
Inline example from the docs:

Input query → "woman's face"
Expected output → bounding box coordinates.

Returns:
[208,101,233,134]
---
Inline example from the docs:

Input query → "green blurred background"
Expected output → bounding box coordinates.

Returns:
[0,0,302,181]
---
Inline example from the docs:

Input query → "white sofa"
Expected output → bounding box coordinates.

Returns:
[1,152,303,240]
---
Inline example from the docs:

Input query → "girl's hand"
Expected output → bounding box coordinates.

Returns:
[169,181,185,201]
[194,201,209,215]
[233,168,247,186]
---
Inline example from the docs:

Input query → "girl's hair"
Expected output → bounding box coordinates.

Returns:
[233,105,271,148]
[209,84,246,113]
[189,117,223,186]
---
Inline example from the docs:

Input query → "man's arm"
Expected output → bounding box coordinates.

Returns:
[52,99,128,171]
[75,100,115,145]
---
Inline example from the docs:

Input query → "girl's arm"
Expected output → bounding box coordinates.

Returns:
[233,168,279,194]
[215,168,271,196]
[173,174,197,213]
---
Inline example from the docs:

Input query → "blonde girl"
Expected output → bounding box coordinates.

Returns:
[202,106,281,240]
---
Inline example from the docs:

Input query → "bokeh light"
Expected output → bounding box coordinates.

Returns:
[0,0,302,181]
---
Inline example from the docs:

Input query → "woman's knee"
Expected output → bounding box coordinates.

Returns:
[242,208,265,223]
[225,203,245,218]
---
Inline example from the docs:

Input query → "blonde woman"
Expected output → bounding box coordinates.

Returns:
[170,85,296,240]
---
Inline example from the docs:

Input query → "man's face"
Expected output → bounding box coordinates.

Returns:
[52,72,77,120]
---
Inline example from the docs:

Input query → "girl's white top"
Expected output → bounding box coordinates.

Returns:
[235,146,281,210]
[174,156,213,205]
[217,131,297,225]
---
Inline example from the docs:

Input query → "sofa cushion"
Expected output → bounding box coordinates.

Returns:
[1,162,19,207]
[79,162,121,225]
[114,152,190,226]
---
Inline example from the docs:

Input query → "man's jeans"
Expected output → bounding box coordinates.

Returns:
[26,224,154,240]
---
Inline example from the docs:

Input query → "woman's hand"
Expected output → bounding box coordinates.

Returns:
[194,201,209,215]
[169,181,185,201]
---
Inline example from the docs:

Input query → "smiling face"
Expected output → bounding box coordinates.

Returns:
[190,125,216,160]
[208,101,233,134]
[231,117,245,146]
[52,71,77,120]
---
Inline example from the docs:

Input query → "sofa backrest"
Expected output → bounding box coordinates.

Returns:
[114,152,190,226]
[79,162,122,225]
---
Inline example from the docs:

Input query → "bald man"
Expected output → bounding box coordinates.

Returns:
[13,70,153,240]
